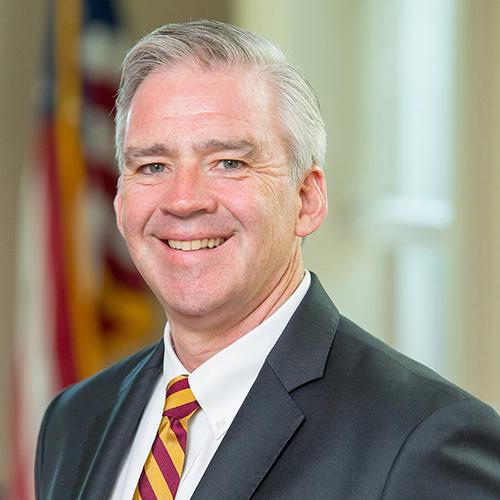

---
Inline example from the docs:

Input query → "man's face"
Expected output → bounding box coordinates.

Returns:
[115,63,320,329]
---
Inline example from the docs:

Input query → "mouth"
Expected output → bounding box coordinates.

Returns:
[165,237,226,251]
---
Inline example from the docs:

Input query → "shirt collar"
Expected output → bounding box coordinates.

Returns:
[163,271,311,439]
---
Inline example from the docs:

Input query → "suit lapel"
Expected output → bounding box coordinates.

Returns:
[192,363,304,500]
[76,342,164,500]
[193,274,339,500]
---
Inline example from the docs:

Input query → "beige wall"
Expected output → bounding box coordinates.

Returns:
[122,0,229,36]
[232,0,500,407]
[451,0,500,404]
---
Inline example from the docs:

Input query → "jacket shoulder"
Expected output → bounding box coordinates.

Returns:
[35,342,162,499]
[331,318,500,498]
[46,342,161,421]
[332,315,492,420]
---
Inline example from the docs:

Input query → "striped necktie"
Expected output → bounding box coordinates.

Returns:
[134,375,199,500]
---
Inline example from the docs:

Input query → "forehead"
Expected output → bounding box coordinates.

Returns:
[124,63,283,151]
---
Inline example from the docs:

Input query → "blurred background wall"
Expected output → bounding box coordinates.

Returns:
[0,0,499,498]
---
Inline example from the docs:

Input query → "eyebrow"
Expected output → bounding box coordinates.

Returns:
[193,139,256,155]
[124,143,175,165]
[124,139,261,165]
[194,139,263,163]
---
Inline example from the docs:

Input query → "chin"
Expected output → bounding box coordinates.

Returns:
[162,294,229,320]
[153,278,234,317]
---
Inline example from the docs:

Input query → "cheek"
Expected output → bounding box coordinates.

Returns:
[232,184,298,243]
[119,189,156,236]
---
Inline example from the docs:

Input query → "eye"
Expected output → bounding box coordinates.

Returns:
[219,159,243,170]
[141,163,165,175]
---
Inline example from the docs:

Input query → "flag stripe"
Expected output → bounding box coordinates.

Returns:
[12,1,159,498]
[55,0,104,381]
[45,123,76,388]
[11,373,30,500]
[54,0,85,382]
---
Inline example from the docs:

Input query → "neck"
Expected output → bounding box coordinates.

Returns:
[169,259,305,372]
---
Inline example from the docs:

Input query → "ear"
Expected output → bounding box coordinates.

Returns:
[295,166,328,238]
[113,177,125,237]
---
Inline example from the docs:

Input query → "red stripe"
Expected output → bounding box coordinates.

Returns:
[40,123,76,388]
[9,371,30,500]
[166,377,189,397]
[151,432,180,496]
[106,251,146,289]
[84,79,116,111]
[137,469,158,500]
[87,161,118,198]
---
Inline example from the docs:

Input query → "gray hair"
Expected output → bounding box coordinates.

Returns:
[115,20,326,183]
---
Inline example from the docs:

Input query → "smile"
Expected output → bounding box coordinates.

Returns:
[166,238,226,251]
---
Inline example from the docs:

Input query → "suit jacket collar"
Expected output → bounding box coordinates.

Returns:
[76,273,338,500]
[192,272,340,499]
[267,272,340,391]
[77,341,164,499]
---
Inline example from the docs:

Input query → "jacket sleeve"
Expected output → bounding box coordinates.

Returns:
[381,398,500,499]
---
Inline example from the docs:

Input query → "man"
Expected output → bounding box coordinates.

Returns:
[35,20,500,500]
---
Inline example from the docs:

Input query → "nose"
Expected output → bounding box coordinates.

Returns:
[160,163,217,218]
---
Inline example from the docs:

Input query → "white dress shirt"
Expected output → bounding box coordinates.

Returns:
[110,271,311,499]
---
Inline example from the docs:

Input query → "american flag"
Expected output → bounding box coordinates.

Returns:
[11,1,159,498]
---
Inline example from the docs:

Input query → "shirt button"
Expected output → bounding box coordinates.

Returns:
[216,419,226,430]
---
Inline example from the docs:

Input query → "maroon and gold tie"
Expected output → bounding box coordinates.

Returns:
[134,375,199,500]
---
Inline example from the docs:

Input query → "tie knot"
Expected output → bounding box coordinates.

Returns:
[164,375,199,420]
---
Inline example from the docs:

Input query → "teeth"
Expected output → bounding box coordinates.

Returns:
[167,237,225,251]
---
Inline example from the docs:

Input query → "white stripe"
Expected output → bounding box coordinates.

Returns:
[14,163,59,496]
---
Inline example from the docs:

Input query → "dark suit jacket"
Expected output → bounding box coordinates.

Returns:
[35,274,500,499]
